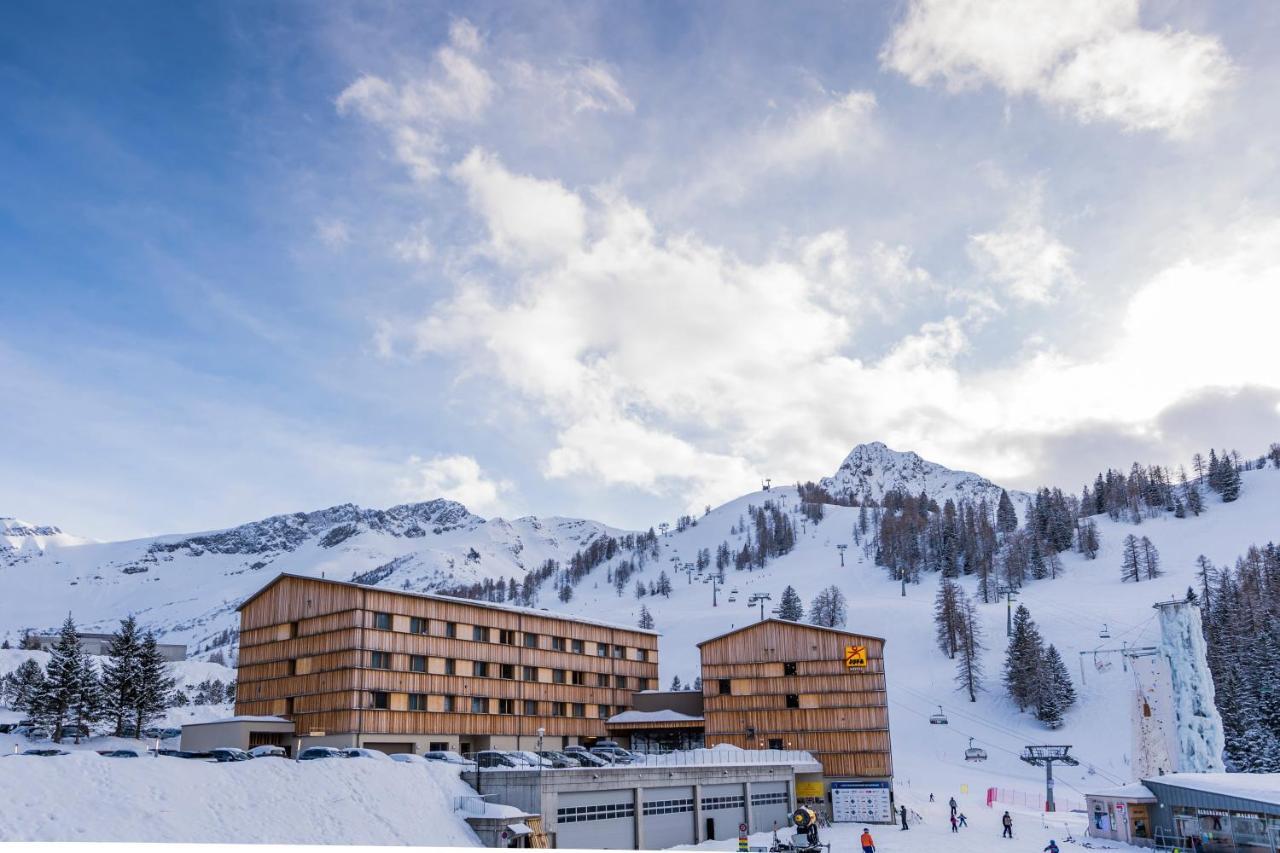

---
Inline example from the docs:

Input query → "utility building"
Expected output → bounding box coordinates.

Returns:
[698,619,893,821]
[233,573,660,754]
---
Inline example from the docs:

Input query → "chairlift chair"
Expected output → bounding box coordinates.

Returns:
[1099,623,1111,639]
[929,705,948,725]
[964,737,987,762]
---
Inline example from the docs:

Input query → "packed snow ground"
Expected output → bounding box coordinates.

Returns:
[0,751,482,845]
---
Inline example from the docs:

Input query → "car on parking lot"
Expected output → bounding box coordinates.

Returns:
[14,749,70,757]
[561,746,608,766]
[97,749,141,758]
[248,745,287,758]
[534,750,583,768]
[297,746,345,761]
[59,724,89,740]
[590,746,637,764]
[508,750,553,768]
[389,753,429,764]
[210,747,253,762]
[160,728,182,739]
[342,748,392,760]
[422,750,476,767]
[474,750,520,769]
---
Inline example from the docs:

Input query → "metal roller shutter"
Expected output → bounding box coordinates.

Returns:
[700,783,747,841]
[751,781,791,834]
[641,786,696,849]
[555,789,636,850]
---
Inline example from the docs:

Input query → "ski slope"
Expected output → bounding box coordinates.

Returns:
[553,466,1280,803]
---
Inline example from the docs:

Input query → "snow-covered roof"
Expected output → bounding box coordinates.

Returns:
[181,716,293,727]
[240,573,660,636]
[697,618,885,647]
[1086,783,1156,800]
[1144,773,1280,807]
[606,710,703,725]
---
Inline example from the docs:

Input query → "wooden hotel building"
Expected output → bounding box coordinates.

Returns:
[234,573,660,754]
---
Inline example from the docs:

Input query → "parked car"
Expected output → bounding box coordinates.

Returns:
[474,750,519,769]
[60,724,88,740]
[17,749,70,757]
[248,745,287,758]
[342,748,392,761]
[22,727,51,741]
[0,724,15,734]
[422,750,476,767]
[160,728,182,740]
[535,750,582,768]
[508,750,553,768]
[297,747,345,761]
[562,746,608,766]
[389,753,429,764]
[141,727,162,739]
[590,746,636,764]
[210,747,253,762]
[98,749,141,758]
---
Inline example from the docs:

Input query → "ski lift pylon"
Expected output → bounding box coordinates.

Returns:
[964,737,987,762]
[929,705,948,725]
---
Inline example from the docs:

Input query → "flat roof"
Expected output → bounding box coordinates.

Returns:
[606,710,704,725]
[181,716,294,727]
[238,572,659,636]
[697,617,885,647]
[1143,773,1280,808]
[1086,783,1156,801]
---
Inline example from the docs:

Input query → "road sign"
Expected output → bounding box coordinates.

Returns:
[845,645,868,669]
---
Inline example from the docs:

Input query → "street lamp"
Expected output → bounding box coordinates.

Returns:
[537,727,545,781]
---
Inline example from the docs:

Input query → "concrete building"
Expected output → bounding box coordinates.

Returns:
[233,573,659,754]
[179,716,297,754]
[33,632,187,662]
[1087,773,1280,851]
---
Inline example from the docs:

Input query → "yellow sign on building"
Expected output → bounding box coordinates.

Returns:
[845,645,868,669]
[796,781,826,799]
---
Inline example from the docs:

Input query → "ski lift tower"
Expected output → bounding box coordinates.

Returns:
[762,478,772,492]
[748,592,772,622]
[836,543,847,567]
[1019,745,1079,812]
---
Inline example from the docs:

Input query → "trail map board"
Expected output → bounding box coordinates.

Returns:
[830,781,892,823]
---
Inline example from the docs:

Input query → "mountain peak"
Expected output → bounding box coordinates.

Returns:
[819,442,1025,509]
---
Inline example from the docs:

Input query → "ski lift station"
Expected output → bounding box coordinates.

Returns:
[1086,774,1280,851]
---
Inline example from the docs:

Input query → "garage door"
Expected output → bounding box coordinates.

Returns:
[363,742,414,755]
[556,789,635,850]
[700,783,747,841]
[750,781,791,834]
[641,785,696,849]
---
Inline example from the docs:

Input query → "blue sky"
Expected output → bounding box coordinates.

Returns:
[4,1,1280,540]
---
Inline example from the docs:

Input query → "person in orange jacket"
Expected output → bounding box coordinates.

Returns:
[860,827,876,852]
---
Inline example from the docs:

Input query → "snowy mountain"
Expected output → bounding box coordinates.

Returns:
[819,441,1032,517]
[0,500,626,655]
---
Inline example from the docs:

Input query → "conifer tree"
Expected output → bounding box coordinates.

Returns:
[691,676,702,692]
[996,490,1018,534]
[1003,605,1044,712]
[1036,644,1075,726]
[133,632,176,736]
[777,586,804,621]
[1120,534,1142,582]
[954,591,983,702]
[670,675,682,691]
[38,615,89,742]
[934,579,962,659]
[1220,456,1242,502]
[808,585,847,628]
[101,616,142,737]
[637,606,654,630]
[1139,536,1162,580]
[6,658,45,715]
[69,656,102,742]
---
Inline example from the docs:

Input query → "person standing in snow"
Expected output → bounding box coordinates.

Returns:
[950,814,958,833]
[958,813,968,828]
[948,796,957,816]
[929,793,935,802]
[1043,841,1059,853]
[860,828,875,853]
[1001,811,1013,838]
[899,805,909,830]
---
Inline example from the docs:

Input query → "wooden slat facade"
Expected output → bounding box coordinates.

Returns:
[234,574,660,746]
[698,619,892,780]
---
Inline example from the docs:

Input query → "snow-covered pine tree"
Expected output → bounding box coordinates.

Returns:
[933,579,962,659]
[37,614,89,742]
[1120,534,1142,582]
[69,656,103,742]
[954,591,983,702]
[996,489,1018,534]
[101,616,142,736]
[1138,536,1162,580]
[1220,455,1242,502]
[691,676,702,692]
[1036,644,1075,727]
[777,586,803,621]
[6,658,45,714]
[670,675,682,691]
[808,585,847,628]
[1003,605,1045,712]
[134,632,176,735]
[657,570,672,598]
[558,584,573,603]
[638,606,654,630]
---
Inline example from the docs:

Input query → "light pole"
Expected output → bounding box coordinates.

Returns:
[712,576,719,608]
[537,727,545,782]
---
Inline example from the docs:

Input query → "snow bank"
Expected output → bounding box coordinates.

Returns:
[0,751,483,845]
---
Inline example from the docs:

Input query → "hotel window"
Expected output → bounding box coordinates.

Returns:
[785,694,800,709]
[370,651,391,670]
[473,661,490,678]
[442,695,456,712]
[472,626,490,643]
[596,643,608,657]
[551,702,566,717]
[597,673,610,687]
[523,700,538,716]
[615,675,628,690]
[553,669,567,684]
[471,697,490,714]
[500,664,515,680]
[634,649,648,662]
[718,679,732,695]
[571,671,586,686]
[612,645,624,659]
[444,622,457,639]
[409,617,428,635]
[499,629,516,646]
[369,691,390,709]
[783,661,797,676]
[409,693,428,711]
[444,658,456,675]
[523,666,537,681]
[571,638,585,654]
[523,633,539,649]
[768,738,783,750]
[498,698,515,715]
[551,637,566,652]
[598,705,610,719]
[572,703,586,718]
[410,655,427,673]
[373,612,392,630]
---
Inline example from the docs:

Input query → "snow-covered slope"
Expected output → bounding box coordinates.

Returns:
[0,500,626,656]
[819,442,1033,517]
[1,516,92,561]
[550,465,1280,804]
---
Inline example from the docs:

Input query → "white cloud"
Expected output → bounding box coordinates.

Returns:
[881,0,1235,135]
[508,59,635,115]
[398,454,513,516]
[393,222,433,264]
[315,217,351,249]
[967,180,1078,304]
[766,91,878,166]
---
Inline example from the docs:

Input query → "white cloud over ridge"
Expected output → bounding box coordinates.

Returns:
[881,0,1235,135]
[398,454,513,516]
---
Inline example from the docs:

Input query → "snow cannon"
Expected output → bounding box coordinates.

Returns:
[790,807,821,848]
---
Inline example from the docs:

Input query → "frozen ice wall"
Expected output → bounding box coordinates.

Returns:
[1156,601,1226,773]
[1130,654,1177,778]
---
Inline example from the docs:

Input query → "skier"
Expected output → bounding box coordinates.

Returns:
[929,793,935,802]
[950,814,958,833]
[899,805,909,830]
[948,796,957,816]
[1001,811,1013,838]
[860,827,876,853]
[958,813,968,828]
[1043,842,1059,853]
